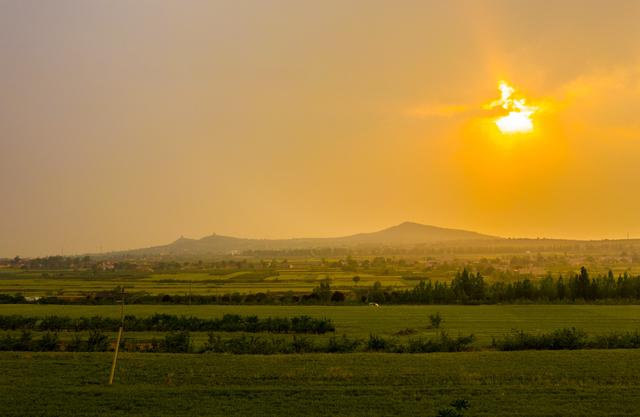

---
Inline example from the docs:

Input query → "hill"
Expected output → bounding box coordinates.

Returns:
[113,221,498,256]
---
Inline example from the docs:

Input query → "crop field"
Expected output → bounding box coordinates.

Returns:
[0,268,411,296]
[2,304,640,346]
[3,246,640,298]
[3,289,640,417]
[2,350,640,416]
[4,259,640,416]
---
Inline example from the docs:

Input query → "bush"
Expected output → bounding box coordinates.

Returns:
[202,333,314,354]
[13,330,33,351]
[429,312,443,329]
[493,328,588,351]
[65,334,86,352]
[436,399,470,417]
[591,331,640,349]
[291,336,315,353]
[327,335,362,353]
[367,334,395,351]
[330,291,346,303]
[86,330,110,352]
[35,332,59,351]
[159,331,191,353]
[405,332,475,353]
[0,315,37,330]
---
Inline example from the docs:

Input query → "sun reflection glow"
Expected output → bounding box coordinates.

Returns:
[487,81,538,134]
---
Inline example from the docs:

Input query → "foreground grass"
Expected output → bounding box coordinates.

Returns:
[1,350,640,416]
[3,304,640,344]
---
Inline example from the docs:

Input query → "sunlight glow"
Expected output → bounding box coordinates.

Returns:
[488,81,538,134]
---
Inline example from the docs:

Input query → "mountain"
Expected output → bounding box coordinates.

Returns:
[337,221,496,245]
[112,222,499,257]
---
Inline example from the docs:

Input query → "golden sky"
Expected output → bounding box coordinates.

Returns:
[1,0,640,256]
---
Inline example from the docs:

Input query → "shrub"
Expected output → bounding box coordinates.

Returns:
[327,335,362,353]
[160,331,191,353]
[367,334,395,351]
[35,332,59,351]
[15,330,33,351]
[405,332,474,353]
[591,331,640,349]
[65,334,86,352]
[291,336,315,353]
[436,399,470,417]
[429,312,443,329]
[393,328,417,336]
[0,315,37,330]
[86,330,110,352]
[330,291,346,303]
[493,328,588,351]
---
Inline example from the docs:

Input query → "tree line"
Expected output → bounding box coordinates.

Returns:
[0,330,475,354]
[387,267,640,304]
[0,313,335,334]
[3,327,640,354]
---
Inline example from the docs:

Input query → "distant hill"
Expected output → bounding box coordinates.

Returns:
[338,221,496,245]
[112,222,499,257]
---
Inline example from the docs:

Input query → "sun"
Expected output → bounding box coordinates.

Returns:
[487,81,538,134]
[495,110,534,133]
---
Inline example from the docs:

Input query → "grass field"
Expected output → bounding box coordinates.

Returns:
[0,268,410,296]
[3,304,640,345]
[2,350,640,416]
[3,252,639,297]
[3,304,640,415]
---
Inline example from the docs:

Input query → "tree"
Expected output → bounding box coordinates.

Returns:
[452,269,485,302]
[576,266,590,299]
[312,279,332,304]
[330,291,346,303]
[352,276,361,287]
[368,281,386,303]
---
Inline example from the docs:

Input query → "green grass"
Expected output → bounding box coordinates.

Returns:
[2,350,640,416]
[3,304,640,344]
[3,304,640,415]
[0,268,409,296]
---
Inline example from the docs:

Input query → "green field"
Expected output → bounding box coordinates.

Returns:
[2,350,640,416]
[3,304,640,415]
[3,304,640,345]
[0,268,411,296]
[3,248,640,297]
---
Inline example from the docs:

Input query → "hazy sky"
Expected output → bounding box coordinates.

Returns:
[2,0,640,256]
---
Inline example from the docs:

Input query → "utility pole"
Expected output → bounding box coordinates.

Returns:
[108,287,125,385]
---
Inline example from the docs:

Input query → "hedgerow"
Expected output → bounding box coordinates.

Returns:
[0,314,335,334]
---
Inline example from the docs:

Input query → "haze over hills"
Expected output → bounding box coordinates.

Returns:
[114,222,499,256]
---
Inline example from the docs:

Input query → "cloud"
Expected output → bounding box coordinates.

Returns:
[405,104,469,119]
[557,64,640,139]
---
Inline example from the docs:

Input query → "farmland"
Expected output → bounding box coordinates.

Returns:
[4,254,640,415]
[2,350,640,416]
[2,304,640,349]
[3,241,640,299]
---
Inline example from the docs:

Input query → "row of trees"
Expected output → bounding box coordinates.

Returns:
[0,330,109,352]
[5,327,640,353]
[0,313,335,334]
[387,268,640,304]
[0,330,475,354]
[492,328,640,351]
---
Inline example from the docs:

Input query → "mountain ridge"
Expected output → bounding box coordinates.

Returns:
[113,222,499,256]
